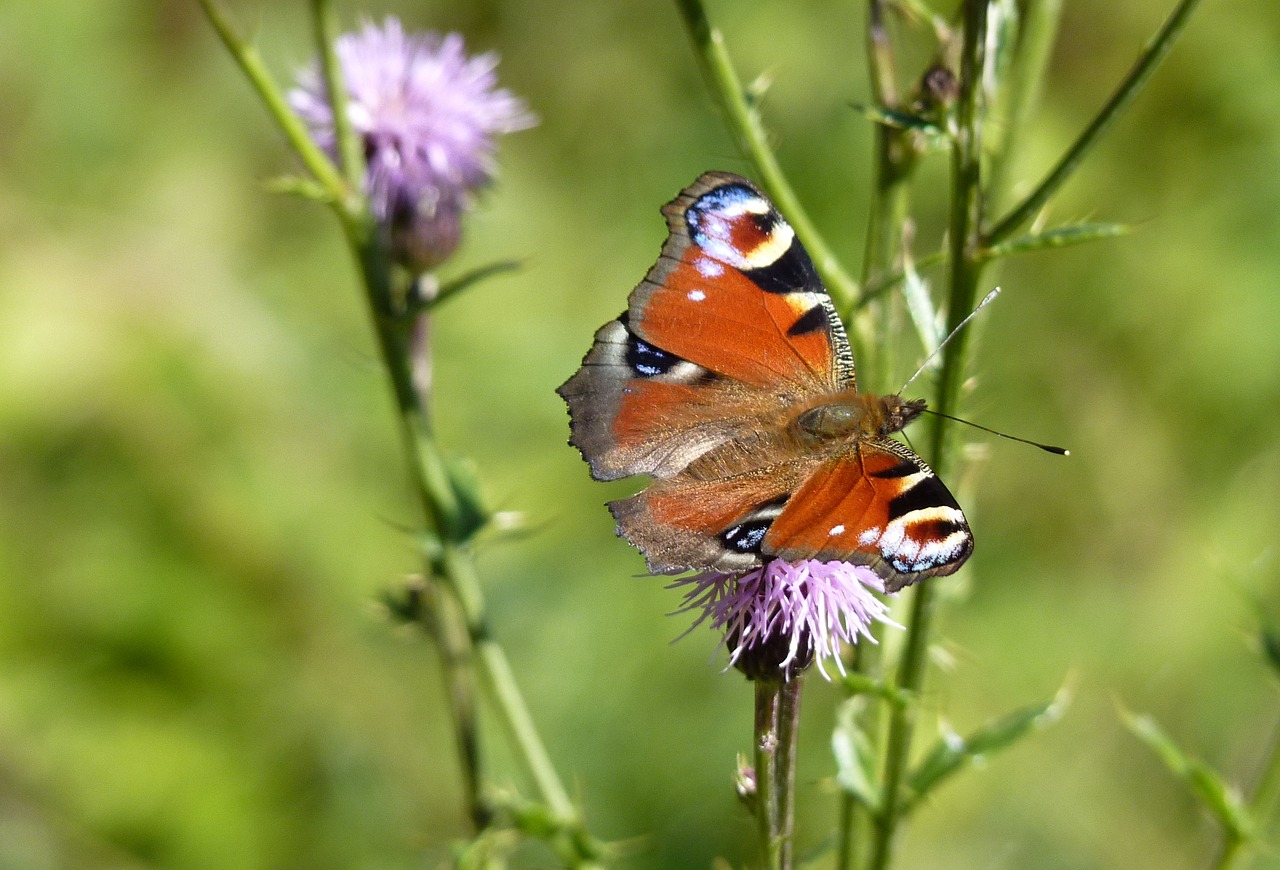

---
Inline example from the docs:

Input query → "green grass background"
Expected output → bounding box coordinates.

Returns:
[1,1,1279,868]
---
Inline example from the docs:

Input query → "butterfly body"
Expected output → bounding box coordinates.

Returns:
[558,172,972,592]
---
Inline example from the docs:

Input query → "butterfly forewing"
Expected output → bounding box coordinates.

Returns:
[558,172,852,481]
[631,172,854,390]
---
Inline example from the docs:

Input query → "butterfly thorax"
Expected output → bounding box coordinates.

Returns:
[792,392,926,446]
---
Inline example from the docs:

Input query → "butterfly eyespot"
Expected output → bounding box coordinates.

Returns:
[721,522,769,555]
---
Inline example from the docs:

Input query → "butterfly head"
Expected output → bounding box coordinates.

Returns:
[880,395,927,436]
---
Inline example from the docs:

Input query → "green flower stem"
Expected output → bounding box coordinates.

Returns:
[859,0,912,395]
[775,677,804,870]
[1211,836,1244,870]
[984,0,1206,246]
[310,0,365,190]
[931,0,988,436]
[1250,713,1280,834]
[842,3,911,866]
[200,3,596,859]
[195,0,355,216]
[869,4,989,867]
[440,547,577,823]
[427,576,487,829]
[754,680,783,870]
[1213,712,1280,870]
[984,0,1062,215]
[673,0,862,316]
[351,239,575,821]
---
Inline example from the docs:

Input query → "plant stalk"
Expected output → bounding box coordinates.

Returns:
[754,679,783,870]
[868,3,989,867]
[776,677,804,870]
[985,0,1207,245]
[673,0,862,315]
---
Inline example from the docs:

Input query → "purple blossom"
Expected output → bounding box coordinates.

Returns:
[672,560,897,680]
[290,18,535,269]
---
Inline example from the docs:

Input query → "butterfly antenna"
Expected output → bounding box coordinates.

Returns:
[899,287,1002,394]
[921,408,1069,455]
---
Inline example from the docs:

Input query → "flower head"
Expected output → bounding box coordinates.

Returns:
[290,18,535,270]
[672,560,897,681]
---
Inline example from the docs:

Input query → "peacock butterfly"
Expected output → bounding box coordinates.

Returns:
[557,172,972,592]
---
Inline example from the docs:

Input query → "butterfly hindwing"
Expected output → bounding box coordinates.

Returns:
[763,441,973,591]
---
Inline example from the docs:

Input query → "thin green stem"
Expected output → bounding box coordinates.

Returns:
[859,0,912,395]
[775,678,804,870]
[442,547,577,821]
[984,0,1063,214]
[195,0,354,216]
[427,576,488,829]
[869,4,989,868]
[200,3,595,859]
[754,680,783,870]
[985,0,1207,245]
[842,4,909,867]
[868,581,941,870]
[1210,836,1244,870]
[930,0,988,448]
[673,0,861,313]
[343,221,579,833]
[309,0,365,190]
[1249,712,1280,831]
[1210,711,1280,870]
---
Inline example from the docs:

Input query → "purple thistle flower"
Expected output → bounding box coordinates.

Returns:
[290,18,536,270]
[672,560,897,681]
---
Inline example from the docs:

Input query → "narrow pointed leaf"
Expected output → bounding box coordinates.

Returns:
[980,223,1133,260]
[901,256,941,357]
[445,455,490,543]
[986,0,1021,98]
[264,174,333,202]
[1260,623,1280,679]
[852,102,945,136]
[841,672,914,709]
[905,693,1065,809]
[1121,709,1254,840]
[417,259,524,313]
[833,698,882,812]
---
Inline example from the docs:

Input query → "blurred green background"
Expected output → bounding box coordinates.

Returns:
[2,1,1279,867]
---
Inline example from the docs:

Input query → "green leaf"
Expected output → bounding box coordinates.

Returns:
[1121,708,1255,840]
[905,691,1066,810]
[832,698,882,812]
[900,254,941,358]
[986,0,1022,100]
[412,259,524,313]
[262,174,332,203]
[841,672,914,709]
[1261,623,1280,679]
[445,455,490,543]
[980,223,1133,260]
[852,102,945,136]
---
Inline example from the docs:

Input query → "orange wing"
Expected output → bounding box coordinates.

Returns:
[558,172,853,482]
[764,440,973,591]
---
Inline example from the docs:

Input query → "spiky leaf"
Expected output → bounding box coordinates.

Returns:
[905,693,1065,810]
[1121,709,1254,840]
[833,698,882,812]
[981,223,1132,260]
